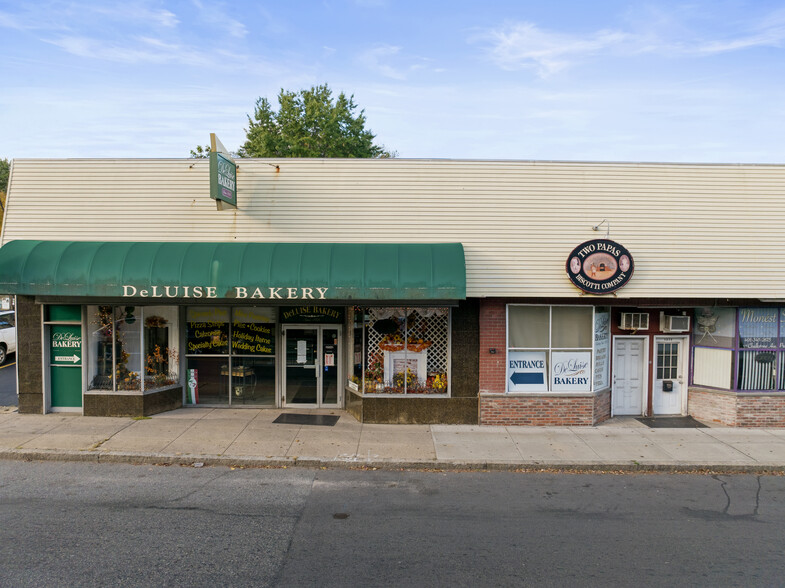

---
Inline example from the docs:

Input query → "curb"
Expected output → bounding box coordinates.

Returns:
[2,448,785,474]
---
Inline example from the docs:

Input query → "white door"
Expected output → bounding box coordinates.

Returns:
[652,337,688,415]
[612,337,646,415]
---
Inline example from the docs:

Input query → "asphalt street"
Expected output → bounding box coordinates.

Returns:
[0,356,16,406]
[1,461,784,587]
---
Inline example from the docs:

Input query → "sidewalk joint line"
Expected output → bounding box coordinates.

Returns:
[93,419,137,450]
[567,427,603,460]
[222,411,258,456]
[159,413,205,453]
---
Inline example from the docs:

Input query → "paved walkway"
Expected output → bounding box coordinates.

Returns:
[1,407,785,471]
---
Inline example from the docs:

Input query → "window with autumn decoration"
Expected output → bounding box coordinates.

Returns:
[350,307,450,395]
[87,305,179,393]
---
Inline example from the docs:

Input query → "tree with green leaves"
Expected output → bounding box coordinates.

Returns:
[238,84,393,158]
[0,158,9,220]
[0,158,8,195]
[189,145,210,158]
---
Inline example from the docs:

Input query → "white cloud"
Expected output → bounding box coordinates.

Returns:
[358,45,407,80]
[0,10,24,30]
[0,8,70,31]
[190,0,248,38]
[47,35,208,66]
[0,2,179,30]
[357,45,440,80]
[45,34,289,76]
[696,20,785,55]
[478,11,785,77]
[478,22,630,77]
[90,4,179,28]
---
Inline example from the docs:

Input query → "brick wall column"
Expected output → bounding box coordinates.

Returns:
[479,298,506,394]
[16,295,44,413]
[450,299,480,398]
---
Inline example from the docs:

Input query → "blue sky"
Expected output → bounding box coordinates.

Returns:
[1,0,784,162]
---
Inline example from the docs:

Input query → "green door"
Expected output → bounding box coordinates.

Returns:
[50,324,83,408]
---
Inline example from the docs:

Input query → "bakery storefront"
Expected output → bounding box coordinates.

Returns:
[5,156,785,427]
[0,240,470,421]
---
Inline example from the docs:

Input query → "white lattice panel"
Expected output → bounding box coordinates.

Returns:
[366,308,449,383]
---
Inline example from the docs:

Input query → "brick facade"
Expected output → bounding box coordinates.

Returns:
[16,295,43,414]
[478,299,612,426]
[690,388,785,427]
[478,299,506,394]
[450,299,480,399]
[479,391,611,426]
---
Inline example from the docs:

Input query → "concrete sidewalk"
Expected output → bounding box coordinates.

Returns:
[1,407,785,472]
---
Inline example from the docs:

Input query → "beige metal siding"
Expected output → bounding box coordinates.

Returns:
[4,158,785,299]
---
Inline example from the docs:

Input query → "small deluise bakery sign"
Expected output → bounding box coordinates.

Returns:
[566,239,634,294]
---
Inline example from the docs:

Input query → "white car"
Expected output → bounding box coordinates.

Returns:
[0,311,16,365]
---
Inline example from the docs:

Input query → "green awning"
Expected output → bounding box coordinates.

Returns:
[0,241,465,302]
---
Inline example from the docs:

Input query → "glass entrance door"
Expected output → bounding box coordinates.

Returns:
[322,328,339,404]
[283,326,341,407]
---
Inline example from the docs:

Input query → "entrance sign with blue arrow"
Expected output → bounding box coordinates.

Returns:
[507,351,548,392]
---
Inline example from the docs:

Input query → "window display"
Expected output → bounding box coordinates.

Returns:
[737,308,778,391]
[185,306,276,405]
[143,306,179,390]
[691,307,785,391]
[87,305,179,393]
[351,307,450,395]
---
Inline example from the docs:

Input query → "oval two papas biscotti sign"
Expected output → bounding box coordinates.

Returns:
[566,239,634,294]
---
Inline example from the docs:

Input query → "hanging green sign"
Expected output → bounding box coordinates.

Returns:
[210,151,237,207]
[50,324,82,366]
[209,133,237,209]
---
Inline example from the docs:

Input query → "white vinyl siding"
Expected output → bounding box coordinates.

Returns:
[4,158,785,299]
[693,347,733,389]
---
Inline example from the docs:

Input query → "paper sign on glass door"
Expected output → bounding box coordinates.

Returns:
[324,354,335,367]
[296,340,307,364]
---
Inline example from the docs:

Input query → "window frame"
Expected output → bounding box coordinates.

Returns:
[352,306,452,397]
[87,305,180,394]
[690,307,785,392]
[506,304,600,394]
[184,306,277,405]
[734,307,781,392]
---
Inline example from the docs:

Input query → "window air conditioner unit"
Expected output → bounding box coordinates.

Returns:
[662,314,691,333]
[620,312,649,331]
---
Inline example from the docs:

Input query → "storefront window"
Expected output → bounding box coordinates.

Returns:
[692,307,735,390]
[694,307,785,391]
[508,306,549,348]
[186,307,229,405]
[507,305,594,393]
[593,308,611,391]
[185,306,276,405]
[186,356,229,404]
[351,307,450,395]
[230,307,276,405]
[88,305,114,391]
[737,308,778,391]
[87,305,179,392]
[352,310,366,387]
[143,306,179,390]
[115,306,141,391]
[186,307,229,355]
